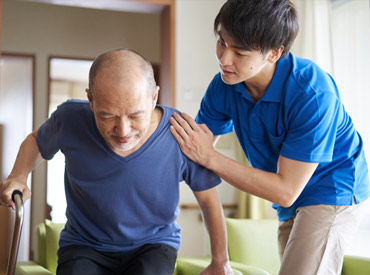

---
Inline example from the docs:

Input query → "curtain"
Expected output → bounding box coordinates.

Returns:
[292,0,334,74]
[292,0,370,258]
[233,134,272,219]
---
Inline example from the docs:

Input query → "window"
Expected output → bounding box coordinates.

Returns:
[47,57,93,223]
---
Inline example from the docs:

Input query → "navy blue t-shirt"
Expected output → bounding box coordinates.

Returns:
[37,100,221,252]
[196,52,370,221]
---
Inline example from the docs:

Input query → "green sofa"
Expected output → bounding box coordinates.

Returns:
[175,219,279,275]
[176,218,370,275]
[15,219,370,275]
[16,220,64,275]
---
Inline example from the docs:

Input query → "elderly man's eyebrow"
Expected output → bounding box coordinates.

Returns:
[130,110,145,116]
[98,111,113,116]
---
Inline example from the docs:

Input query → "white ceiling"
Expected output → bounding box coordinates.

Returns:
[20,0,165,14]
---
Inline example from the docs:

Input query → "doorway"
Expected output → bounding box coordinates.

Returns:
[46,56,92,222]
[0,53,35,261]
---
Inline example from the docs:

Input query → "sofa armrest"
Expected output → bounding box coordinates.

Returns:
[175,257,271,275]
[175,257,244,275]
[229,261,271,275]
[342,255,370,275]
[15,261,52,275]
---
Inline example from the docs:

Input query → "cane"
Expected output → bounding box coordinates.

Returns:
[7,190,24,275]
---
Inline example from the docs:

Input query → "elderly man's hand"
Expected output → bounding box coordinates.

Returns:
[170,112,215,168]
[0,178,31,209]
[200,260,233,275]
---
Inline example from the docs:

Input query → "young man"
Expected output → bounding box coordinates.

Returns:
[170,0,370,274]
[0,49,232,275]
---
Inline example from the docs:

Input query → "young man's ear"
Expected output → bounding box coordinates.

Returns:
[86,88,94,111]
[152,86,160,109]
[268,46,284,63]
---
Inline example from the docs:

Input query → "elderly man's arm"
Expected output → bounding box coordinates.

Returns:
[193,187,232,275]
[0,129,43,209]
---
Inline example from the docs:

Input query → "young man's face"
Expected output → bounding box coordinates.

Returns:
[216,27,272,85]
[88,71,158,156]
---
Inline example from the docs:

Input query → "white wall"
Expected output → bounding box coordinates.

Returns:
[175,0,240,258]
[0,55,33,262]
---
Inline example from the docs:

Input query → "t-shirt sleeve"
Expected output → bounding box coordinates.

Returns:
[195,75,234,135]
[183,157,221,191]
[36,108,61,160]
[280,91,339,163]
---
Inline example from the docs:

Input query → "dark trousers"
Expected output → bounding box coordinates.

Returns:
[57,243,177,275]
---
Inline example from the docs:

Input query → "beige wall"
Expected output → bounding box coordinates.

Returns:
[2,0,160,258]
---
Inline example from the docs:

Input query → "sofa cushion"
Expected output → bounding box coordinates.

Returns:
[175,257,244,275]
[342,255,370,275]
[44,220,64,275]
[36,223,46,267]
[226,218,280,275]
[15,261,52,275]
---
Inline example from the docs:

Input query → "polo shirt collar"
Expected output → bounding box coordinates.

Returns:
[233,53,292,103]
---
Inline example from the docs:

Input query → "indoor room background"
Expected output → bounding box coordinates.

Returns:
[0,0,369,265]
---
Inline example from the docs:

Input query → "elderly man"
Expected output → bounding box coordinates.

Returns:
[0,49,232,275]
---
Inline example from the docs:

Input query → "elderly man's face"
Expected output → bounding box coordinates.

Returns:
[88,71,158,156]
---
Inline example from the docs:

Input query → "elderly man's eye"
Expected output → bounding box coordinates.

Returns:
[99,114,114,120]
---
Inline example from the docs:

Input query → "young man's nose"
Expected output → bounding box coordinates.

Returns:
[219,48,233,67]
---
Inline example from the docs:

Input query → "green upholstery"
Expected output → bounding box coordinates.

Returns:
[174,257,269,275]
[228,261,270,275]
[341,255,370,275]
[43,220,64,274]
[36,222,47,268]
[14,219,370,275]
[175,218,370,275]
[175,257,244,275]
[15,220,64,275]
[14,262,51,275]
[226,218,280,275]
[174,218,279,275]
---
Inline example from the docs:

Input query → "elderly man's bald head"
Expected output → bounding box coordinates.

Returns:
[88,48,156,100]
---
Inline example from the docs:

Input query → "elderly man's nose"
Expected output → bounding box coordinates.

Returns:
[115,119,130,136]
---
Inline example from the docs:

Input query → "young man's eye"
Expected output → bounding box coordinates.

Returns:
[217,39,226,46]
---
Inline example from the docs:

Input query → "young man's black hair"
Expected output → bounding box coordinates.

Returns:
[214,0,299,57]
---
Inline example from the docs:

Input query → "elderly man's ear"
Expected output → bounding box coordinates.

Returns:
[86,88,94,111]
[153,86,160,109]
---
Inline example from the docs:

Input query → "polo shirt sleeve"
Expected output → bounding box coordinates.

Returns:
[36,108,61,160]
[183,157,221,191]
[280,91,340,163]
[195,74,234,135]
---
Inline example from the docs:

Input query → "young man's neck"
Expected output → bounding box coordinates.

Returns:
[244,62,277,104]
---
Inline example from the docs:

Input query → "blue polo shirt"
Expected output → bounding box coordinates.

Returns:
[196,52,370,221]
